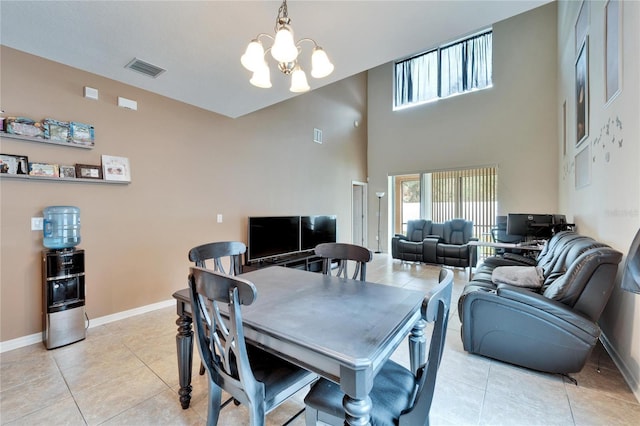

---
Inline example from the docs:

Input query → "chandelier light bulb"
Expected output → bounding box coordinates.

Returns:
[271,25,299,63]
[310,47,334,79]
[250,61,272,88]
[241,40,264,72]
[289,66,310,93]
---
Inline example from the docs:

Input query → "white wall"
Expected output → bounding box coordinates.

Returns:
[557,0,640,399]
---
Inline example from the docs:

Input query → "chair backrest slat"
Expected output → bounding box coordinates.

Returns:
[188,241,246,275]
[314,242,373,281]
[189,266,263,410]
[399,268,453,426]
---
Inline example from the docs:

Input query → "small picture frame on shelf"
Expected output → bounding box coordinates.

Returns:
[44,118,70,142]
[101,155,131,182]
[69,122,95,147]
[59,165,76,179]
[75,163,102,179]
[29,162,59,177]
[0,153,29,175]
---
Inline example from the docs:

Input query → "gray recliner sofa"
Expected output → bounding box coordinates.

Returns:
[392,219,478,268]
[458,231,622,374]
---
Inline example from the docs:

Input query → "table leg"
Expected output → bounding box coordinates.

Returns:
[176,310,193,409]
[409,319,427,375]
[343,395,372,426]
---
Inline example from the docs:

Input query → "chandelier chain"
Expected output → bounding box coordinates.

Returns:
[276,0,289,26]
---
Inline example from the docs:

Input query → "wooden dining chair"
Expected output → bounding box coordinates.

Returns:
[188,241,247,376]
[314,242,373,281]
[303,267,454,426]
[189,266,317,426]
[188,241,246,275]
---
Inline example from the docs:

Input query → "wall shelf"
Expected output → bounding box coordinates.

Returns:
[0,131,93,149]
[0,174,129,185]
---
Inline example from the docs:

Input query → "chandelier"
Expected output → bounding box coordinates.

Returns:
[240,0,334,93]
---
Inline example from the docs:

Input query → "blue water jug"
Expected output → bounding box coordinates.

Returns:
[43,206,81,249]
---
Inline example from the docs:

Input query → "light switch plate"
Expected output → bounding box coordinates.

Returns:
[31,217,44,231]
[217,214,223,223]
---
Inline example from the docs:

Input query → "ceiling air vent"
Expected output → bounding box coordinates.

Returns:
[125,58,166,78]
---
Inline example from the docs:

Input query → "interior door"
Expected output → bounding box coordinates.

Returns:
[352,182,367,246]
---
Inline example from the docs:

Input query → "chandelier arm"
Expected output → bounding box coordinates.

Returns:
[295,38,320,49]
[254,33,275,43]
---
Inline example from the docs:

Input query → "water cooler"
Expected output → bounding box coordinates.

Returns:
[41,206,86,349]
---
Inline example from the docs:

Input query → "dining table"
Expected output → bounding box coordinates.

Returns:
[172,265,427,426]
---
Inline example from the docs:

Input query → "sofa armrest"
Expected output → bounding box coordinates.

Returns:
[495,285,600,336]
[422,237,439,263]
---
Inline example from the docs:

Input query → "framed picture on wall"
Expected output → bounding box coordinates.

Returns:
[575,37,589,146]
[575,0,589,53]
[605,0,622,104]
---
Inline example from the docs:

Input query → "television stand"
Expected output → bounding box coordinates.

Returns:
[244,252,324,273]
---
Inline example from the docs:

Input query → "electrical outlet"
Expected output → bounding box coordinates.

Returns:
[31,217,44,231]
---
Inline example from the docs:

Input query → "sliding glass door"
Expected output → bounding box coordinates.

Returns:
[393,167,497,243]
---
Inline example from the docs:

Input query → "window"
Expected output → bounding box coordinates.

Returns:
[393,174,421,234]
[394,31,493,109]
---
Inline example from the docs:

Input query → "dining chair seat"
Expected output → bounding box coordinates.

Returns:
[304,359,416,425]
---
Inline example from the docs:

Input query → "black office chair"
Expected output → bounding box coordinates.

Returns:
[303,268,454,426]
[188,241,246,275]
[314,242,373,281]
[490,215,524,255]
[189,267,317,426]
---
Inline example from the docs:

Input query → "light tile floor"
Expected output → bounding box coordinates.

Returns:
[2,254,639,425]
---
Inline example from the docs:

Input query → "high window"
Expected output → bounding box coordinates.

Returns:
[394,31,493,109]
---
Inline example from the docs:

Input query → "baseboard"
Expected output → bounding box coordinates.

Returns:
[0,298,175,353]
[600,333,640,403]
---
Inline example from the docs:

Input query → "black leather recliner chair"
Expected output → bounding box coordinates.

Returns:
[458,231,622,374]
[391,219,432,262]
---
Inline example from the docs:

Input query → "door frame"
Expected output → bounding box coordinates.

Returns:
[351,181,368,247]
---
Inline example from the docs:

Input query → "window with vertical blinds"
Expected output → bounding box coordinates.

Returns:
[431,167,497,240]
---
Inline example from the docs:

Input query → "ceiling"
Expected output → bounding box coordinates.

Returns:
[1,1,550,119]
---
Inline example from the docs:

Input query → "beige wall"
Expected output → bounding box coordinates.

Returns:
[0,46,368,342]
[367,3,559,251]
[557,0,640,399]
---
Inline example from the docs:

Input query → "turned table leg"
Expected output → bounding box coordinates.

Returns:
[176,308,193,409]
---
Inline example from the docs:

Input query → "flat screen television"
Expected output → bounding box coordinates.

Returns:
[301,215,337,251]
[247,216,301,263]
[506,213,555,238]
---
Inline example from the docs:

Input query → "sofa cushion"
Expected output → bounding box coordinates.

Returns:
[406,219,432,242]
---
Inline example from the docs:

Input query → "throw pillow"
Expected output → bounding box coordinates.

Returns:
[491,266,544,289]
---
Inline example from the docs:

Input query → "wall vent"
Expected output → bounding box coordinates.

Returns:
[125,58,166,78]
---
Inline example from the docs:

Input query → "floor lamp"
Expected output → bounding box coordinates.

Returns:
[375,192,385,253]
